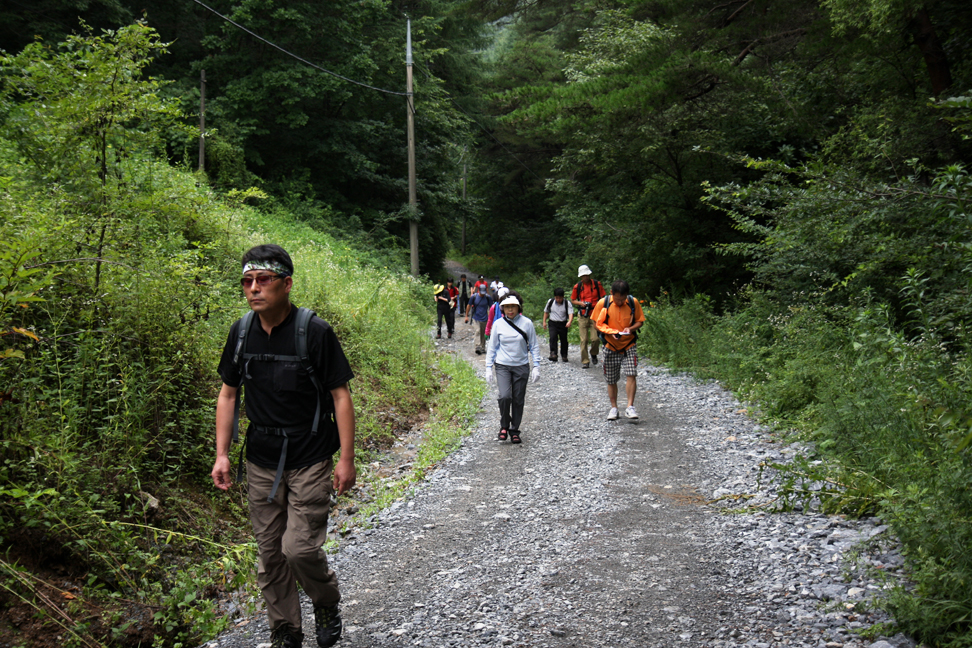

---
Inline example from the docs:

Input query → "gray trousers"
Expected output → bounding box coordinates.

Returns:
[495,363,530,431]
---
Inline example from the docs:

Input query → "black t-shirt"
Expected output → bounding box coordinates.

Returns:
[218,305,355,470]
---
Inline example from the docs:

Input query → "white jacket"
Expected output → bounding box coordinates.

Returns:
[485,314,541,369]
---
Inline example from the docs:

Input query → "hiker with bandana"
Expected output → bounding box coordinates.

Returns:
[211,244,355,648]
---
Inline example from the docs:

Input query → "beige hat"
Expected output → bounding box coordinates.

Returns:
[577,264,592,277]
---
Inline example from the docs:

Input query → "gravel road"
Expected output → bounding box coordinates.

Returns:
[206,271,916,648]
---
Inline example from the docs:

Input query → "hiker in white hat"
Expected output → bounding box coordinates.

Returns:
[484,292,541,444]
[570,265,606,368]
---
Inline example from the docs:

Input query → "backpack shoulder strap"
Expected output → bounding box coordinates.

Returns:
[627,295,636,325]
[232,311,256,370]
[231,311,256,444]
[295,307,325,435]
[545,298,553,312]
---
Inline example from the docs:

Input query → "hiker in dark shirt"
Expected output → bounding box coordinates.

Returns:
[212,244,354,648]
[434,281,456,339]
[457,273,472,319]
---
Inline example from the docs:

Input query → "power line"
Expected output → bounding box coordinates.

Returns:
[188,0,409,97]
[190,0,542,182]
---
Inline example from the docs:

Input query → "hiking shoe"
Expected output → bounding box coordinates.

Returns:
[436,332,442,339]
[314,605,342,648]
[582,362,590,369]
[271,624,303,648]
[591,353,599,365]
[561,356,568,363]
[475,348,483,355]
[548,355,557,362]
[625,406,639,419]
[607,407,619,420]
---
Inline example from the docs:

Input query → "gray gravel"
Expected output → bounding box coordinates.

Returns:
[204,310,916,648]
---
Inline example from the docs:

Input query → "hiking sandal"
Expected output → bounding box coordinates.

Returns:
[498,429,508,441]
[510,431,521,444]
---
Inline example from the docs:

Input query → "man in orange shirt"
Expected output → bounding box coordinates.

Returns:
[595,280,645,420]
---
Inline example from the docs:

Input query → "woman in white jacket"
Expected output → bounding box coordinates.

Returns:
[485,293,541,444]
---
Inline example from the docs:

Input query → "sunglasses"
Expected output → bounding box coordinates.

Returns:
[240,274,281,288]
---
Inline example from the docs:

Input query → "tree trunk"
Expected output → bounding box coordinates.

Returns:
[908,7,952,97]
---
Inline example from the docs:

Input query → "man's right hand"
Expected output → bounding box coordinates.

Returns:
[212,456,233,491]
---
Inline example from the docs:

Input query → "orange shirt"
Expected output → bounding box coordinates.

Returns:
[595,296,645,351]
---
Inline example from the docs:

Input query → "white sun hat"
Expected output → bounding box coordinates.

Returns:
[577,264,592,277]
[500,295,520,308]
[496,287,510,300]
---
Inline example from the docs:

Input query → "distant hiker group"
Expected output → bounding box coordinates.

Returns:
[440,264,647,443]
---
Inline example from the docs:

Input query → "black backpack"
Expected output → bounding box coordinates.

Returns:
[231,307,336,500]
[545,298,570,319]
[596,295,638,346]
[573,280,604,317]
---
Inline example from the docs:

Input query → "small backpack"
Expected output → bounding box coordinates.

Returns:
[596,295,638,346]
[572,280,604,317]
[545,298,570,319]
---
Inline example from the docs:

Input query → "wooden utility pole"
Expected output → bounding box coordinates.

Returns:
[198,69,206,172]
[461,161,467,254]
[406,20,419,277]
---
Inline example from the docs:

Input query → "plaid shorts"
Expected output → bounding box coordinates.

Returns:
[602,344,638,384]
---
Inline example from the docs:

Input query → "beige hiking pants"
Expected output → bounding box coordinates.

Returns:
[248,459,339,630]
[577,316,600,364]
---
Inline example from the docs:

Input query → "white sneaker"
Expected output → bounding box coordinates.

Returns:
[625,406,639,419]
[607,407,619,420]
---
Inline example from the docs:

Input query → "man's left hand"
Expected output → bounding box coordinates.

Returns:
[333,456,356,496]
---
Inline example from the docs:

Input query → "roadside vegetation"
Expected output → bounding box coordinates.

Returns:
[0,25,481,647]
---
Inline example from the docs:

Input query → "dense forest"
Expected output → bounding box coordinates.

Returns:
[1,0,972,645]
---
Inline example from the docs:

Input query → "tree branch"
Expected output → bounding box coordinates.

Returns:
[26,257,135,270]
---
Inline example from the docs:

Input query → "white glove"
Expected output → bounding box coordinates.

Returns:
[486,369,494,385]
[530,366,540,383]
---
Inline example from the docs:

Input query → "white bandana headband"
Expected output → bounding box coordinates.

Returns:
[242,261,291,277]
